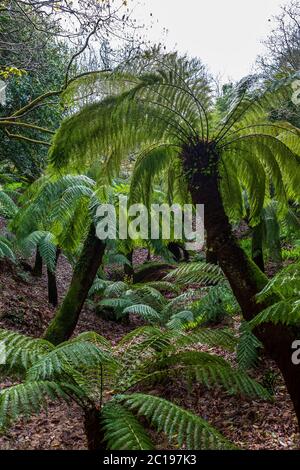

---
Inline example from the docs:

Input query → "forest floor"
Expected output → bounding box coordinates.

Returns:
[0,248,299,450]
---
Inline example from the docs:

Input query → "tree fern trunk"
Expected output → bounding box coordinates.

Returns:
[47,248,61,307]
[183,143,300,427]
[84,408,105,450]
[32,249,43,277]
[205,239,218,265]
[43,224,105,345]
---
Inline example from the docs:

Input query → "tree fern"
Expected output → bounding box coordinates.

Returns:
[48,55,300,223]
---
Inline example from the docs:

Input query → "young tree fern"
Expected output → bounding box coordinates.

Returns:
[0,326,271,450]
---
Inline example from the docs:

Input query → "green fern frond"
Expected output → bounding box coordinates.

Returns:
[237,323,262,370]
[117,393,235,450]
[122,304,162,324]
[0,329,54,373]
[166,310,194,330]
[0,190,18,218]
[165,262,224,285]
[249,300,300,328]
[0,237,15,261]
[89,278,111,296]
[141,281,181,294]
[103,281,128,298]
[174,328,237,351]
[136,360,270,400]
[102,402,154,450]
[0,381,83,429]
[69,332,112,351]
[26,341,114,381]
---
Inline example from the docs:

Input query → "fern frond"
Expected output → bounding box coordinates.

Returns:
[0,190,18,218]
[174,328,237,351]
[117,393,235,450]
[249,300,300,328]
[0,237,15,261]
[26,341,114,381]
[0,329,54,373]
[102,402,154,450]
[166,310,194,330]
[165,262,224,285]
[0,381,83,429]
[237,323,262,370]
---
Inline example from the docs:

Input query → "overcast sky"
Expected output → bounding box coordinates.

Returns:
[133,0,291,82]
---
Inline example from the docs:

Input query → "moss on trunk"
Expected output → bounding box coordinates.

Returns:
[43,224,105,345]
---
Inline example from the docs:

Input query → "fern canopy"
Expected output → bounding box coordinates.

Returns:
[48,54,300,222]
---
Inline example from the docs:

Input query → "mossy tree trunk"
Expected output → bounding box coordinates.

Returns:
[47,248,61,307]
[44,224,105,345]
[183,141,300,427]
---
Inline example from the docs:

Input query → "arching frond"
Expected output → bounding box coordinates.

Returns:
[0,237,15,261]
[0,381,83,429]
[117,393,234,450]
[0,329,54,373]
[165,262,224,285]
[102,402,154,450]
[0,190,18,218]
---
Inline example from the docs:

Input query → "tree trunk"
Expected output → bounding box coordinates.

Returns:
[205,239,218,265]
[252,221,265,272]
[268,216,282,268]
[47,248,61,307]
[84,407,105,450]
[32,248,43,277]
[43,224,105,345]
[183,142,300,427]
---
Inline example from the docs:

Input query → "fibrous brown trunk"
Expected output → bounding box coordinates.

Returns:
[32,249,43,277]
[47,248,61,307]
[183,141,300,427]
[43,223,105,345]
[84,407,105,450]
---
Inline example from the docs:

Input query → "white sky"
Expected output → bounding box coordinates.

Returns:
[133,0,291,82]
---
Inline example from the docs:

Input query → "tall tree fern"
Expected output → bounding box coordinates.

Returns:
[47,53,300,425]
